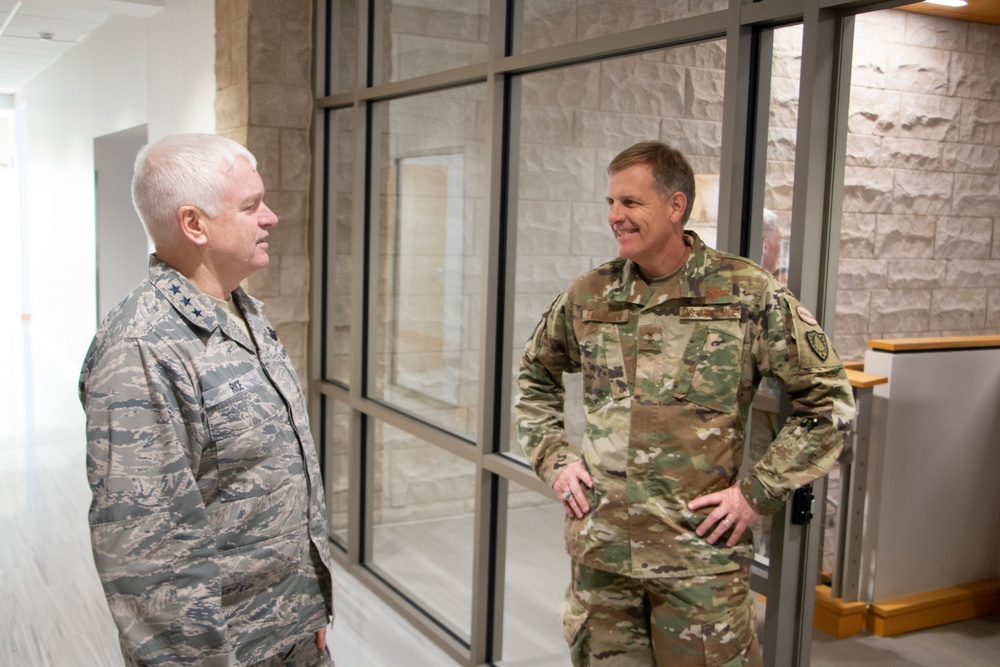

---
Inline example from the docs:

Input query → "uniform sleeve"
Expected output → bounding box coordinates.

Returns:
[81,339,237,666]
[740,286,856,516]
[514,292,582,487]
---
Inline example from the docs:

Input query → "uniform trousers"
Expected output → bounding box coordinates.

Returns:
[562,560,763,667]
[248,634,335,667]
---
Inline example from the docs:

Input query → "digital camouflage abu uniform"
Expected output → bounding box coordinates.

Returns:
[515,231,855,659]
[80,257,334,666]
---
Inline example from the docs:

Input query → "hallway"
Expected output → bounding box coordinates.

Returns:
[2,317,997,666]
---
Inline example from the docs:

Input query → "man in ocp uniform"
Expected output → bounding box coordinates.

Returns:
[80,134,335,666]
[515,141,855,666]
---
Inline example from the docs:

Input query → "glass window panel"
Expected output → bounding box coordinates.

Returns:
[326,0,359,94]
[323,395,351,548]
[324,108,355,385]
[748,23,804,569]
[371,421,476,640]
[501,480,567,665]
[760,25,803,288]
[507,41,727,455]
[369,85,486,440]
[376,0,489,84]
[514,0,728,54]
[834,8,1000,364]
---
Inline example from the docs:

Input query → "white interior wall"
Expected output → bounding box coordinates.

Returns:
[13,0,215,395]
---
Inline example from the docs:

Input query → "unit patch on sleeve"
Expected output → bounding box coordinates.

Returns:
[805,330,829,362]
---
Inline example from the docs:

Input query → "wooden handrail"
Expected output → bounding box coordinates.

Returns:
[868,335,1000,352]
[846,368,887,389]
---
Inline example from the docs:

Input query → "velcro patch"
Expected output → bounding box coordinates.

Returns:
[638,325,663,351]
[582,309,629,323]
[680,305,741,321]
[797,305,818,326]
[806,331,830,362]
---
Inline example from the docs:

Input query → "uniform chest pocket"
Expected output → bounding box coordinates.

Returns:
[204,370,288,500]
[579,310,631,413]
[674,318,745,414]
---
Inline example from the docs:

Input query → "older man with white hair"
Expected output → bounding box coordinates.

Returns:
[80,134,335,666]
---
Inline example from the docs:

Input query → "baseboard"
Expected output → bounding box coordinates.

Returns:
[866,578,1000,637]
[813,585,867,638]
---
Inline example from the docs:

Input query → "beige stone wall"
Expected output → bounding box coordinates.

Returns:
[835,11,1000,361]
[216,0,314,379]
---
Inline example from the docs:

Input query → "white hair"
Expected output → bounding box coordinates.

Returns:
[132,133,257,246]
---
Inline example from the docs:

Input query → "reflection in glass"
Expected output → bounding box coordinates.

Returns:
[749,23,804,568]
[507,41,727,454]
[515,0,728,54]
[324,108,355,385]
[323,395,351,548]
[377,0,489,84]
[760,25,802,287]
[369,86,486,439]
[371,421,476,640]
[502,480,567,664]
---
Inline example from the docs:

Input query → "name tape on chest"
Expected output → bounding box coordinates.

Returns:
[679,305,741,321]
[203,369,266,408]
[581,309,630,323]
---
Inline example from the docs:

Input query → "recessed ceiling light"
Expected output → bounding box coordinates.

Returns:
[924,0,968,7]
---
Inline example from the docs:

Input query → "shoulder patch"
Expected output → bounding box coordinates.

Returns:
[805,330,829,362]
[796,305,818,326]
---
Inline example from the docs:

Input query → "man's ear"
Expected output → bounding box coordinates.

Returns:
[177,206,209,246]
[668,191,688,225]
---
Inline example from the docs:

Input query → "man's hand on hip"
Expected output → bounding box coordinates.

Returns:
[688,482,761,547]
[554,461,593,519]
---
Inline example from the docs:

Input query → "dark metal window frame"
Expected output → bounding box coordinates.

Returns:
[309,1,918,665]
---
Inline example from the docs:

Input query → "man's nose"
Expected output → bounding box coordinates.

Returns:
[260,203,279,227]
[608,202,623,223]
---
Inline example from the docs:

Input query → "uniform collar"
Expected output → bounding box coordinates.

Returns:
[610,231,732,307]
[148,255,267,351]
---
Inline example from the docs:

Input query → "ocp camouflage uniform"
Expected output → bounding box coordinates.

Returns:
[80,257,334,666]
[515,231,854,665]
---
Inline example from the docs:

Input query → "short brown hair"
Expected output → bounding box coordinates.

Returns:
[608,141,696,223]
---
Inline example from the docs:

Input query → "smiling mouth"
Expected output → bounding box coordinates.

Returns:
[614,228,638,238]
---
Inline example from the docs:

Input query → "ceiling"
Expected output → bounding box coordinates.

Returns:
[899,0,1000,24]
[1,1,998,99]
[0,0,163,96]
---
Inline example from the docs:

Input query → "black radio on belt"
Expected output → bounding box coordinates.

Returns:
[791,484,814,525]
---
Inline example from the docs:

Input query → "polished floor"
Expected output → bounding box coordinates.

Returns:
[3,317,998,666]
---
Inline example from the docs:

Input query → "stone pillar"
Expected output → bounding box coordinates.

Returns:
[215,0,314,379]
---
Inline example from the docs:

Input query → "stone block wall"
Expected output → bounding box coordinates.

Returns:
[834,11,1000,360]
[215,0,315,380]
